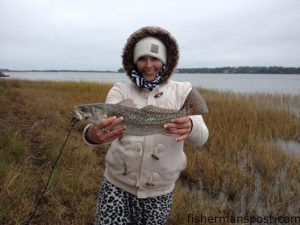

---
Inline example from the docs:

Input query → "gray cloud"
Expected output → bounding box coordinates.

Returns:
[0,0,299,70]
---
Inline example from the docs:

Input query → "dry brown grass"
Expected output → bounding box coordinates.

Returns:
[0,79,299,225]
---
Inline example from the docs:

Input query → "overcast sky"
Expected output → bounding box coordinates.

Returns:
[0,0,299,70]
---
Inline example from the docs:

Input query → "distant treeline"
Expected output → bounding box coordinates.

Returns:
[0,69,115,73]
[119,66,300,74]
[1,66,300,74]
[175,66,300,74]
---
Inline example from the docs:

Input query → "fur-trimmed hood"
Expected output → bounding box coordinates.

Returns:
[122,26,179,85]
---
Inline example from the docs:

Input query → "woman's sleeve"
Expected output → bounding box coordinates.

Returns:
[180,82,209,147]
[187,115,209,148]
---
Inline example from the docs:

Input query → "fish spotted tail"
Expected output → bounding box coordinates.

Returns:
[182,88,208,115]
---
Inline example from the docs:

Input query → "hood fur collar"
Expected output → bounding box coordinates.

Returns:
[122,26,179,85]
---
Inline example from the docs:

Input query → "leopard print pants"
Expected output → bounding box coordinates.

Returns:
[95,178,173,225]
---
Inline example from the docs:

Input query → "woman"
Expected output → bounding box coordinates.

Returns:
[83,26,209,225]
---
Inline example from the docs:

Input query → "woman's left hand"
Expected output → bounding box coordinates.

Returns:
[164,116,192,142]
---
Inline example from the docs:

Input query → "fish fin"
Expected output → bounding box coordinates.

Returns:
[117,99,137,108]
[141,105,177,114]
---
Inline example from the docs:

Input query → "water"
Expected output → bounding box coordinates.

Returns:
[277,139,300,156]
[4,71,300,95]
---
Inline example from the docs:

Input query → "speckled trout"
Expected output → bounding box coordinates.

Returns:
[74,88,208,136]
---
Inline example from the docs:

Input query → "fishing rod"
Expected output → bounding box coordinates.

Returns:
[25,117,79,225]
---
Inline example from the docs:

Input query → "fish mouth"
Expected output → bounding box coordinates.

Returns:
[74,106,85,120]
[74,104,107,122]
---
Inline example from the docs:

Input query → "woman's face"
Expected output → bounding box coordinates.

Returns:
[136,56,163,82]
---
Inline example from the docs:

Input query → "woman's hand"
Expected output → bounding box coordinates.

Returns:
[86,116,126,144]
[164,117,192,142]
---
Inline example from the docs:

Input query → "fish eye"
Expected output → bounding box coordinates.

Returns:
[103,114,107,118]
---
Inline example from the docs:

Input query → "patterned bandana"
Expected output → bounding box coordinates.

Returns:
[131,65,166,91]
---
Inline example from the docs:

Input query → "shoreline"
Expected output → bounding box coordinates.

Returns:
[1,65,300,74]
[0,71,9,77]
[3,76,300,96]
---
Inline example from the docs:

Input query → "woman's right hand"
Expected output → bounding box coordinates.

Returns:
[86,116,126,144]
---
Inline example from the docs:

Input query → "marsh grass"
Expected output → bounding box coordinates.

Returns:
[0,79,299,224]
